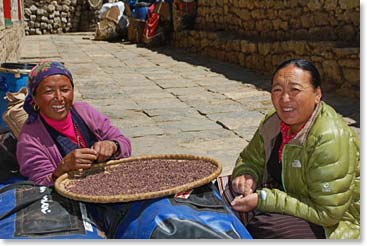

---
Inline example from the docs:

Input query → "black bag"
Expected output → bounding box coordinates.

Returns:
[0,181,105,239]
[0,131,20,183]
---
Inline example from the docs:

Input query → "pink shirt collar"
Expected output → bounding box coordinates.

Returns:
[40,111,80,146]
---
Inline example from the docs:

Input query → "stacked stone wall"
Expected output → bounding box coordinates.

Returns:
[172,0,360,99]
[195,0,359,44]
[172,31,359,98]
[24,0,99,35]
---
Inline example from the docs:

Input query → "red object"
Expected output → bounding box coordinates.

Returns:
[278,121,306,163]
[145,12,160,38]
[178,1,196,14]
[3,0,12,20]
[18,0,22,20]
[142,3,160,41]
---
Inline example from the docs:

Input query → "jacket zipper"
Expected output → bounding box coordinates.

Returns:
[281,145,287,193]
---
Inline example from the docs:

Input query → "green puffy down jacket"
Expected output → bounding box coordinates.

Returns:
[232,102,360,239]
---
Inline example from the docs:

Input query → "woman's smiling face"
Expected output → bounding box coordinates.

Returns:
[33,74,74,121]
[271,64,322,133]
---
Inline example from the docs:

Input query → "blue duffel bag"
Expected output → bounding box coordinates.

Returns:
[0,181,105,239]
[86,182,252,239]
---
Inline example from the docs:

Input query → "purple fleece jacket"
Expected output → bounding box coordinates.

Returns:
[16,102,132,186]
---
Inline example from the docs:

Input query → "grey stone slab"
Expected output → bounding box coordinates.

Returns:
[129,135,183,156]
[207,111,264,130]
[108,110,156,125]
[144,108,203,122]
[155,79,199,89]
[178,92,228,102]
[119,125,165,138]
[120,86,164,94]
[234,126,259,141]
[166,86,209,96]
[135,98,190,110]
[157,119,223,133]
[192,101,246,115]
[131,92,176,100]
[85,98,141,110]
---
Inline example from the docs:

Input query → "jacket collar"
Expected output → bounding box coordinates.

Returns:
[260,102,323,147]
[289,102,322,146]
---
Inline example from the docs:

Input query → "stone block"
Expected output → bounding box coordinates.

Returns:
[314,12,332,25]
[240,40,257,54]
[324,0,337,10]
[258,42,272,56]
[307,0,322,11]
[338,59,359,69]
[47,4,56,12]
[30,5,38,13]
[300,15,314,28]
[322,60,343,84]
[339,0,360,9]
[337,25,357,42]
[343,68,360,83]
[24,8,32,17]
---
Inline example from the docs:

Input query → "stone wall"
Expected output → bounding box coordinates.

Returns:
[24,0,99,35]
[0,0,25,63]
[171,0,360,99]
[0,22,25,62]
[195,0,359,44]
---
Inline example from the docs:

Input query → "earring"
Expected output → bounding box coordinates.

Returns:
[33,104,40,111]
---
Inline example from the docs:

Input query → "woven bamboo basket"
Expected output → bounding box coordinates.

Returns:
[55,154,222,203]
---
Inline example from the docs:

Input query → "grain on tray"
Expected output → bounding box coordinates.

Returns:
[65,158,217,196]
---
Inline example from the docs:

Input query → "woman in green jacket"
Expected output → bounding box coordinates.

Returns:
[230,59,359,239]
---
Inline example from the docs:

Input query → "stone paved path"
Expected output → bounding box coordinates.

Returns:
[18,32,360,175]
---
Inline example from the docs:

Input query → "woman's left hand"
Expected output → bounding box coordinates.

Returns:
[231,193,258,212]
[91,140,118,163]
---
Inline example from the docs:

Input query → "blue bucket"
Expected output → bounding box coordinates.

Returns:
[0,63,36,130]
[132,2,151,20]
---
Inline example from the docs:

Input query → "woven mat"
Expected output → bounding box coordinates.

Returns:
[55,154,222,203]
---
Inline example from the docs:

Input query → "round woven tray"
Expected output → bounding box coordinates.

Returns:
[55,154,222,203]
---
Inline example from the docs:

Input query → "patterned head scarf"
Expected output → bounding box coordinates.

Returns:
[24,61,74,124]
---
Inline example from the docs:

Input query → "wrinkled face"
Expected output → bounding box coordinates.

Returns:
[33,74,74,121]
[271,64,322,133]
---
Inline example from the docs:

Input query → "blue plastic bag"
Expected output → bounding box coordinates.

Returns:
[0,181,105,239]
[86,183,252,239]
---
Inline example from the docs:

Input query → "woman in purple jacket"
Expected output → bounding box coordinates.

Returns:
[16,61,132,186]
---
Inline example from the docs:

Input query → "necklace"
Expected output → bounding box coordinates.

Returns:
[73,121,82,148]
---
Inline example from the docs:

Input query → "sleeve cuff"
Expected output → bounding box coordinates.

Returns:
[256,189,267,209]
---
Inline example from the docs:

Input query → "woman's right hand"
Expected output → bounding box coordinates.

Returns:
[53,148,98,178]
[232,174,256,196]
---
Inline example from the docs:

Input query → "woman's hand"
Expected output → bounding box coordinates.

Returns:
[232,174,256,196]
[54,148,98,178]
[91,140,118,163]
[231,193,258,212]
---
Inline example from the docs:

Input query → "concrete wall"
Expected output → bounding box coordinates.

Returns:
[171,0,360,99]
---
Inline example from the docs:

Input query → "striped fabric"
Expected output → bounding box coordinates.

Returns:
[216,175,255,226]
[246,212,326,239]
[216,175,326,239]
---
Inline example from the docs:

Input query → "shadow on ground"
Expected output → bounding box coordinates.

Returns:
[148,45,360,129]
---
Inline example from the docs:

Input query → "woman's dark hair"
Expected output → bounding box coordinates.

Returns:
[272,59,321,88]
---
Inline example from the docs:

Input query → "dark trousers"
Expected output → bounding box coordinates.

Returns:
[246,212,326,239]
